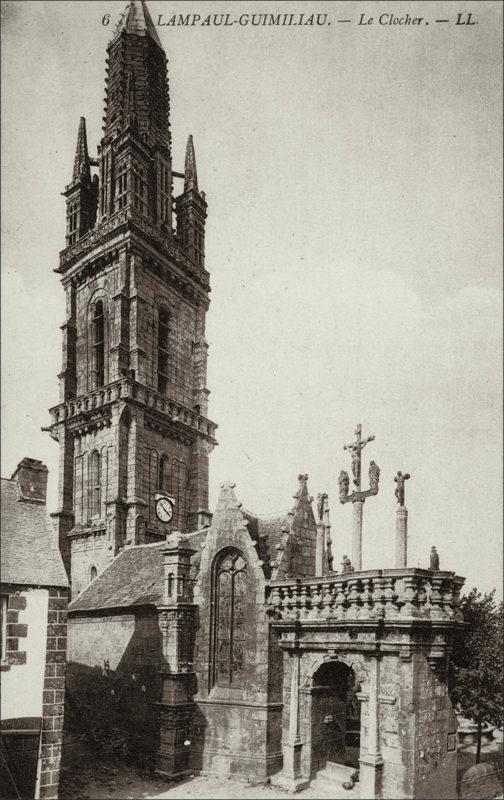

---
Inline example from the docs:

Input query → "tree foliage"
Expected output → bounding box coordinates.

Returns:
[450,588,503,759]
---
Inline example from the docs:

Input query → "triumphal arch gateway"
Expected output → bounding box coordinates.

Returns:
[46,3,465,797]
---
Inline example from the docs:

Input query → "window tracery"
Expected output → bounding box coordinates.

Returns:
[212,549,248,688]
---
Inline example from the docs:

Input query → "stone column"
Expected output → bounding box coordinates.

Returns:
[315,520,325,576]
[273,651,309,792]
[395,506,408,568]
[360,657,384,798]
[352,500,364,571]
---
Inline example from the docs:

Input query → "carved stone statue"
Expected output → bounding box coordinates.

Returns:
[430,546,440,571]
[341,555,354,574]
[317,492,328,522]
[369,460,380,491]
[394,470,410,506]
[338,471,350,503]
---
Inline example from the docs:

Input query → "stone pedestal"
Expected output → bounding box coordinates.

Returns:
[395,506,408,568]
[156,672,195,778]
[315,520,325,576]
[273,742,309,792]
[360,755,384,798]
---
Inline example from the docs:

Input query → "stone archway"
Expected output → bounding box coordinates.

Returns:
[299,653,369,782]
[310,660,355,773]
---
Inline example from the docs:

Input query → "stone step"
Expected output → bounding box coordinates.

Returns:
[316,761,356,789]
[313,770,359,799]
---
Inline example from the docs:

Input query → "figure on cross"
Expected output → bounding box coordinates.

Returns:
[344,424,375,489]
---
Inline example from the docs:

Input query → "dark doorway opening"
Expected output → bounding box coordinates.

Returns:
[310,660,361,776]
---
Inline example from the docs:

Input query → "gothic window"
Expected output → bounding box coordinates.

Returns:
[194,220,204,266]
[212,549,248,688]
[90,566,97,582]
[132,165,147,215]
[89,450,101,518]
[160,163,171,224]
[0,595,7,662]
[100,152,110,217]
[157,306,170,395]
[92,300,105,388]
[158,454,170,493]
[68,201,79,245]
[115,161,128,210]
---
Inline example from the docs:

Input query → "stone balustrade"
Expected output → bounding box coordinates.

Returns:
[49,377,218,441]
[266,568,465,623]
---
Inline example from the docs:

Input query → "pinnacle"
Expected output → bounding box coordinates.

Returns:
[72,117,90,182]
[184,134,199,193]
[114,0,162,48]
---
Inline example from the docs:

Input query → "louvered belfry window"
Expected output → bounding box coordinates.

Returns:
[213,549,247,688]
[92,300,105,388]
[157,306,170,395]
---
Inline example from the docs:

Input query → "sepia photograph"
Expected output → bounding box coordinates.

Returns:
[1,1,502,798]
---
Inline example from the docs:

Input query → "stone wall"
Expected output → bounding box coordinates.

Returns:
[66,609,162,764]
[411,653,458,799]
[1,585,69,800]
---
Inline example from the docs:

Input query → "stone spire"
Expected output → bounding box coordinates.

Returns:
[104,0,170,151]
[72,117,91,182]
[184,135,199,193]
[113,0,162,47]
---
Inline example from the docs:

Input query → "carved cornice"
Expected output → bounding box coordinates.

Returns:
[48,377,218,446]
[144,408,195,446]
[57,209,210,299]
[67,405,113,437]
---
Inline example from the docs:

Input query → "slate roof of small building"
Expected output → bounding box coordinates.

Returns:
[70,528,208,613]
[1,478,68,588]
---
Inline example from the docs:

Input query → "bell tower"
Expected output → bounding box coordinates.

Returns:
[47,0,217,596]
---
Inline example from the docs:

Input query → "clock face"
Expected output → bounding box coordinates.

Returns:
[156,497,173,523]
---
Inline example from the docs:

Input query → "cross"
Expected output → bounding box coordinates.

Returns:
[344,424,375,491]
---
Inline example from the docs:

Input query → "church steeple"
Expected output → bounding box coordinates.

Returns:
[50,0,216,595]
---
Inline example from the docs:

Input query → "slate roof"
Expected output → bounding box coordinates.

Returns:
[242,511,288,577]
[1,478,68,588]
[70,528,208,614]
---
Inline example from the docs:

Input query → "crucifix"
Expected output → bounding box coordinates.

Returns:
[339,424,380,571]
[344,424,375,491]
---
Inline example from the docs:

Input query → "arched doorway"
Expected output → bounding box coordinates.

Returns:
[310,660,361,776]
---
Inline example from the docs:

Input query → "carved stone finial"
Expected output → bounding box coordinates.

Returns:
[73,117,91,182]
[317,492,328,522]
[430,546,440,571]
[394,470,410,506]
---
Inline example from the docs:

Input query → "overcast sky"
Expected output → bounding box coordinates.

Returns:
[1,1,502,596]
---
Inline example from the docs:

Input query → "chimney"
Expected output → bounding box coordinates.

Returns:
[11,458,48,503]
